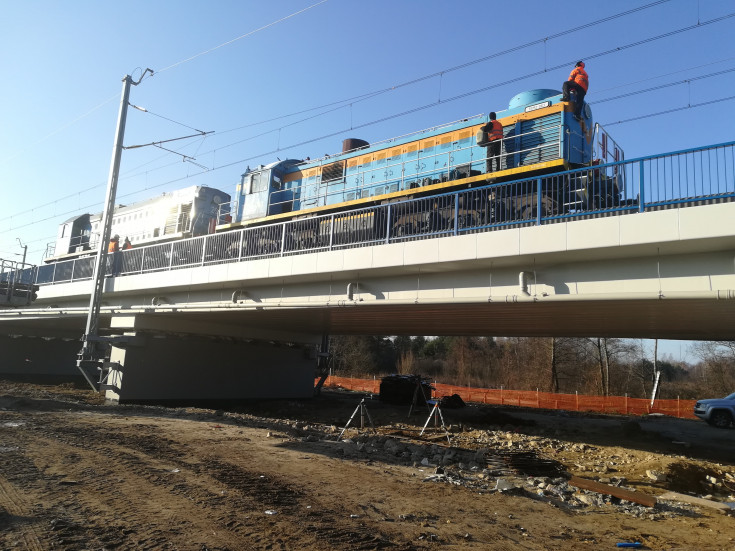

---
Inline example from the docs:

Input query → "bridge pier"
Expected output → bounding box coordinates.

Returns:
[0,335,81,383]
[104,333,317,404]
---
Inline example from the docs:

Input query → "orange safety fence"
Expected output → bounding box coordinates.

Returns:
[316,375,698,420]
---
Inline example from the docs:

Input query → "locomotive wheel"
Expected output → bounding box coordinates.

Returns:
[519,197,555,220]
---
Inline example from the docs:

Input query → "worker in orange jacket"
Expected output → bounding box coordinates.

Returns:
[484,112,503,173]
[561,61,589,121]
[108,234,122,276]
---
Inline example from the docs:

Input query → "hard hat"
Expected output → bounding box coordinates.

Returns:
[112,234,119,240]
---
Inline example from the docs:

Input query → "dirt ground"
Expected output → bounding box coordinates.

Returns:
[1,379,734,550]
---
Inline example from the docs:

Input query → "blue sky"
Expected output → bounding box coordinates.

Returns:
[2,0,734,362]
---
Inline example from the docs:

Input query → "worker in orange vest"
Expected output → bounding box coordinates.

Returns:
[484,112,504,173]
[560,61,589,121]
[108,234,122,276]
[108,234,120,253]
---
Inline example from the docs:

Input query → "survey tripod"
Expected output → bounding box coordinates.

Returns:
[338,398,376,440]
[407,376,433,417]
[419,400,452,444]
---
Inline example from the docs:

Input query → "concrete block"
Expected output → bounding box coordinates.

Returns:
[476,228,520,259]
[620,209,679,245]
[520,223,567,255]
[437,234,478,262]
[404,239,439,266]
[567,217,621,250]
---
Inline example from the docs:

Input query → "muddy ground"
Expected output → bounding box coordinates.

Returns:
[0,379,733,550]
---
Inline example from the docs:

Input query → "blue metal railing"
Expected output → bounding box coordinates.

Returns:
[31,140,735,286]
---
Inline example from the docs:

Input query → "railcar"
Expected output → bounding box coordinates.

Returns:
[219,88,624,242]
[46,185,230,262]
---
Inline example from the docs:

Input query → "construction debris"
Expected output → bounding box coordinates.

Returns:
[569,476,657,507]
[657,491,732,514]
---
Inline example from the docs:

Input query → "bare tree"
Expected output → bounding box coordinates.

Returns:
[549,338,560,393]
[691,340,735,393]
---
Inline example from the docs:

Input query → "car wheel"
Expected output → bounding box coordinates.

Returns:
[710,410,733,429]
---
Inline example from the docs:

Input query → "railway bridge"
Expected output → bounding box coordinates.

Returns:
[2,142,735,402]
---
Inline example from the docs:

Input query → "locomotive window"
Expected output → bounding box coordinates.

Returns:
[321,161,345,182]
[250,173,268,193]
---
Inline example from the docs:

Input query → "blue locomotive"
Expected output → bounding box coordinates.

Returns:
[220,88,623,232]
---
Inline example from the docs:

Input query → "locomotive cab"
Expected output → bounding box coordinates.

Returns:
[55,214,91,255]
[235,160,299,223]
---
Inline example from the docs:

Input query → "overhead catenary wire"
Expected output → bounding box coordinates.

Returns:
[4,4,735,235]
[592,67,735,104]
[153,0,330,74]
[99,9,735,175]
[7,86,735,242]
[602,95,735,127]
[0,1,327,170]
[211,0,674,136]
[129,104,207,134]
[5,63,735,236]
[0,1,701,221]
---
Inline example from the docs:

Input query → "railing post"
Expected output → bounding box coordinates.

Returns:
[237,229,244,261]
[168,242,175,270]
[453,193,459,235]
[280,223,286,256]
[329,214,335,250]
[385,204,392,244]
[536,178,542,224]
[200,236,207,267]
[638,160,645,213]
[140,247,146,274]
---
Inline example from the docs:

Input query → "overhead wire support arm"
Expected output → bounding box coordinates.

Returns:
[122,130,214,150]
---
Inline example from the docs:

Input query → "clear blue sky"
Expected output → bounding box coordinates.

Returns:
[2,0,734,362]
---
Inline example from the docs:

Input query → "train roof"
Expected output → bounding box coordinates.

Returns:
[61,213,90,224]
[87,185,230,220]
[270,88,566,175]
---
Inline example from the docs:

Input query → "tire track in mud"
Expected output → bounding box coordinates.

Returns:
[27,421,234,549]
[30,417,419,550]
[0,422,48,551]
[199,458,414,550]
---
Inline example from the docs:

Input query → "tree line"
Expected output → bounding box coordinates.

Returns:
[328,336,735,399]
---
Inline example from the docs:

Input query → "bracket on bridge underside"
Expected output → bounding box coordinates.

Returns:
[76,333,143,391]
[76,357,123,393]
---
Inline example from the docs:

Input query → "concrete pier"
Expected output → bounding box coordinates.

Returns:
[0,335,81,382]
[105,333,316,403]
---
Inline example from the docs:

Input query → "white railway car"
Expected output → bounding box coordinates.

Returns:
[47,185,230,262]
